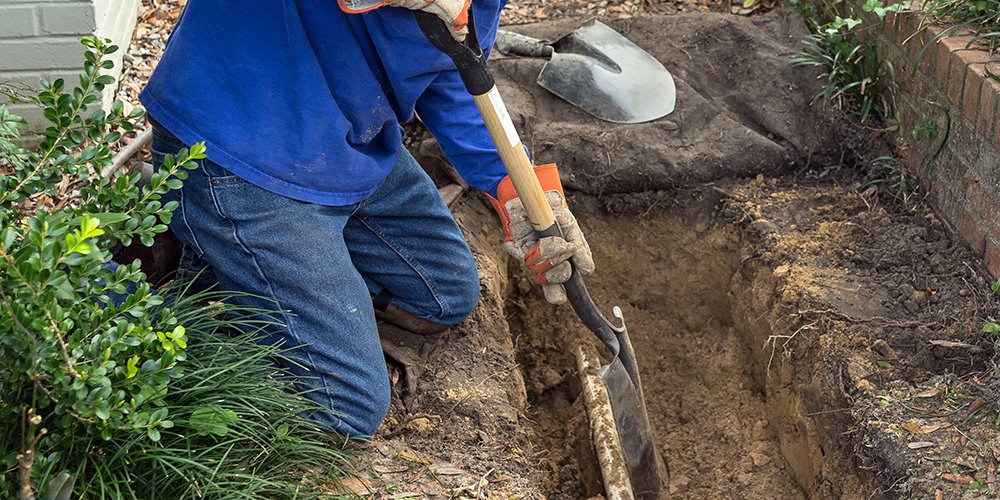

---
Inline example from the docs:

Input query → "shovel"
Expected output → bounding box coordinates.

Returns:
[493,21,676,124]
[414,10,666,499]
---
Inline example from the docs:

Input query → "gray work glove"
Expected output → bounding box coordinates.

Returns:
[338,0,471,41]
[488,164,595,305]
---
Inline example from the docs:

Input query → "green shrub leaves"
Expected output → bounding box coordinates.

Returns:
[1,36,352,499]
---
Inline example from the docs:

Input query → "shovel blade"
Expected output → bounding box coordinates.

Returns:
[538,20,676,124]
[601,357,665,499]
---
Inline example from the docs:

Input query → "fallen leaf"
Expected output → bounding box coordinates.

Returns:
[329,477,374,495]
[398,452,430,465]
[902,421,952,434]
[929,339,984,353]
[917,386,943,398]
[966,398,986,416]
[935,489,943,500]
[941,473,974,484]
[429,462,466,475]
[908,441,936,449]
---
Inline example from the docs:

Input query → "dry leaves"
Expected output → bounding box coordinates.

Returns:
[901,421,952,434]
[941,473,975,484]
[916,386,944,398]
[117,0,186,114]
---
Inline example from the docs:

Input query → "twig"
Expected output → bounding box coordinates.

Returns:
[797,308,938,328]
[805,407,854,416]
[765,320,818,374]
[103,127,152,179]
[17,407,46,500]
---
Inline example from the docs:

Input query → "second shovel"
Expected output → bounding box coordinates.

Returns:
[494,21,676,124]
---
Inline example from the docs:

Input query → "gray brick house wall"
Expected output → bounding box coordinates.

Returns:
[0,0,141,135]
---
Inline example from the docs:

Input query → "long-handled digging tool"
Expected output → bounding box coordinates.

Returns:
[414,11,667,499]
[493,23,676,124]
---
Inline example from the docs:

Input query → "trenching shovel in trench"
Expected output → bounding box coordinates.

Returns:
[493,22,676,124]
[414,11,666,499]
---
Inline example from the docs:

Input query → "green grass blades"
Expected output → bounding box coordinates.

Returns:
[927,0,1000,50]
[788,29,896,125]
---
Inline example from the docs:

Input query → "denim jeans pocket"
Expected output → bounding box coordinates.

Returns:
[207,174,300,223]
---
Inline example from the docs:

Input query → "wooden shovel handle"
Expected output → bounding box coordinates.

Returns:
[415,9,628,364]
[471,88,555,229]
[412,10,554,230]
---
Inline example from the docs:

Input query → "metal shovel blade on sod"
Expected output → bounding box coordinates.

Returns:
[494,21,676,124]
[414,11,667,499]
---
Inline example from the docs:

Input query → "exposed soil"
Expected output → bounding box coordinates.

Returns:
[117,2,1000,498]
[489,11,845,196]
[511,192,815,499]
[366,8,1000,500]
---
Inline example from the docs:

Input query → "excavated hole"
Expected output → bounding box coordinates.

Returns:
[508,194,850,499]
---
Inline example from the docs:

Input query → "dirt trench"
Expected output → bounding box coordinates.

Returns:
[364,9,998,498]
[508,190,863,499]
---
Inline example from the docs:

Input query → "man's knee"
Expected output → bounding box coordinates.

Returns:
[350,382,391,438]
[446,272,480,323]
[317,371,391,439]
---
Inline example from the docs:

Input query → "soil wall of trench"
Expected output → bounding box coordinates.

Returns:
[501,176,994,499]
[508,188,873,499]
[363,9,1000,499]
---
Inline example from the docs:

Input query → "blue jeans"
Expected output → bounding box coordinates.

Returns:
[153,127,480,437]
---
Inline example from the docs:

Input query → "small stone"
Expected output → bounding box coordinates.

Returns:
[668,473,690,494]
[659,120,679,131]
[872,339,898,360]
[903,300,919,314]
[847,360,873,381]
[855,379,876,392]
[752,218,780,235]
[773,264,790,278]
[750,450,772,467]
[408,417,436,434]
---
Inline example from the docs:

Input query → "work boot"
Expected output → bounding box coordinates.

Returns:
[375,305,449,408]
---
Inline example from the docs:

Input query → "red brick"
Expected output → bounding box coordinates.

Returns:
[932,37,951,87]
[897,141,921,175]
[935,186,986,254]
[964,64,986,131]
[951,118,982,167]
[944,41,976,107]
[971,181,1000,240]
[949,67,966,108]
[897,11,918,41]
[978,77,1000,140]
[986,239,1000,278]
[994,91,1000,151]
[883,12,898,42]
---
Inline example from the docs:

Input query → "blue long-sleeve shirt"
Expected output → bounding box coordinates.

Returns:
[139,0,508,205]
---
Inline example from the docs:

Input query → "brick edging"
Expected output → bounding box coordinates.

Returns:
[866,9,1000,278]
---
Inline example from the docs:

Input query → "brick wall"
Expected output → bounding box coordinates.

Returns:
[866,10,1000,278]
[0,0,140,135]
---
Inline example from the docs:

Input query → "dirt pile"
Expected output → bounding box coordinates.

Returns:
[490,10,844,195]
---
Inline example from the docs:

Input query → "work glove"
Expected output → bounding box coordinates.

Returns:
[488,164,595,305]
[338,0,472,42]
